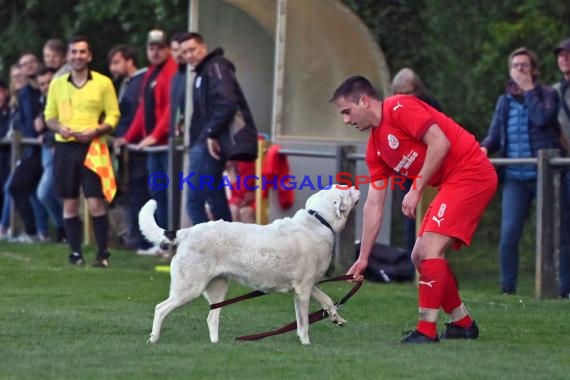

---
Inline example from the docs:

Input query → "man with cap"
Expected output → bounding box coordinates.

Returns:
[553,38,570,299]
[114,29,177,249]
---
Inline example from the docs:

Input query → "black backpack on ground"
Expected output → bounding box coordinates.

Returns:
[354,242,415,283]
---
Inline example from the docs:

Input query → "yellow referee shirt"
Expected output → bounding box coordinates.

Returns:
[44,70,120,142]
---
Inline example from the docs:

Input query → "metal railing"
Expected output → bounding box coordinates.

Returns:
[277,146,569,299]
[3,134,568,298]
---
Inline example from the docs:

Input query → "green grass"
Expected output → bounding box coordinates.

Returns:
[1,241,569,380]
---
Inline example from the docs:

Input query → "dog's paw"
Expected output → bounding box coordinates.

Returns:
[147,335,158,344]
[330,314,347,326]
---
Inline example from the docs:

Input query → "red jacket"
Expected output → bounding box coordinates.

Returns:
[124,57,178,145]
[262,144,294,210]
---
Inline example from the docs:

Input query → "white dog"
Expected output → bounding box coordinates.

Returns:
[140,185,360,345]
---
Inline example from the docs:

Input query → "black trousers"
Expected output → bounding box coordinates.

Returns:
[9,148,43,235]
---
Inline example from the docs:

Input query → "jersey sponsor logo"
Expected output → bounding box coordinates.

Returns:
[432,216,444,227]
[393,101,403,111]
[419,280,436,287]
[387,134,399,149]
[393,150,418,174]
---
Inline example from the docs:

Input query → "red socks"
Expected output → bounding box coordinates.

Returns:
[416,259,472,338]
[441,261,473,328]
[416,259,447,338]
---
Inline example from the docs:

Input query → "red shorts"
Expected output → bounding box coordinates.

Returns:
[418,166,498,249]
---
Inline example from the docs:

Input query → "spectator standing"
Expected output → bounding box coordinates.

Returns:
[170,32,190,138]
[34,66,65,242]
[179,32,257,224]
[107,44,153,253]
[552,38,570,299]
[391,68,442,257]
[10,52,49,242]
[0,65,26,240]
[43,39,69,76]
[114,30,177,237]
[0,81,12,237]
[481,47,560,295]
[45,36,120,267]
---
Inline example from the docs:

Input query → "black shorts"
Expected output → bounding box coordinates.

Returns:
[53,142,104,199]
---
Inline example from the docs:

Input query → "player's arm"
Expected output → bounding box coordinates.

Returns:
[402,124,450,218]
[347,179,388,281]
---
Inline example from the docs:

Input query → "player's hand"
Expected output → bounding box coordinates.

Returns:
[402,188,421,218]
[480,146,488,156]
[207,138,222,160]
[510,69,534,92]
[346,258,367,282]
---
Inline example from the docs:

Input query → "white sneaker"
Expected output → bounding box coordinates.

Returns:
[137,246,160,256]
[10,233,36,244]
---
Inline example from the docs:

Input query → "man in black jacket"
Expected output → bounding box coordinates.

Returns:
[179,33,257,225]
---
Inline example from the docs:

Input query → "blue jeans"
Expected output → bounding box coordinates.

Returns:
[1,176,12,230]
[186,145,231,225]
[146,151,168,229]
[37,146,63,228]
[499,179,536,293]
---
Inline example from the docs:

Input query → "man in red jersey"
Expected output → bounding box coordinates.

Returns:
[330,76,497,344]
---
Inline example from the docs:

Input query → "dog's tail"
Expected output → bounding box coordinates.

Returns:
[138,200,177,246]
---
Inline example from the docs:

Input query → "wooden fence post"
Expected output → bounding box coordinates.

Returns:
[535,149,561,298]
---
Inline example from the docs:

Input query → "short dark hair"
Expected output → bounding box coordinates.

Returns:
[36,66,56,77]
[178,32,204,45]
[43,38,67,56]
[107,44,138,66]
[329,75,380,103]
[68,36,91,52]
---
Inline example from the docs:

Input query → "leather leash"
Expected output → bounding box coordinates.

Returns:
[209,274,363,341]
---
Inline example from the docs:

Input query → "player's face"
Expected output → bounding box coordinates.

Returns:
[334,96,373,132]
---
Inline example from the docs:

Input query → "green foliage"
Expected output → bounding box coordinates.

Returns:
[343,0,570,138]
[0,0,188,77]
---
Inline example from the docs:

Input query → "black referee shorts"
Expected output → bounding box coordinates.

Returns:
[53,141,104,199]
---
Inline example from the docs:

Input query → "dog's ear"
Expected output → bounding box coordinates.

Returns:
[332,196,347,219]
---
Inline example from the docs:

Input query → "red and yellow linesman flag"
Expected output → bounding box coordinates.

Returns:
[84,138,116,203]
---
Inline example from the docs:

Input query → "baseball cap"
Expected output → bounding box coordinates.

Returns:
[554,38,570,55]
[147,29,168,47]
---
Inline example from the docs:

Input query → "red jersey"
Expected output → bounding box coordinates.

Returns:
[365,95,488,186]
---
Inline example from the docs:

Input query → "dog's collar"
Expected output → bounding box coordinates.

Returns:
[308,209,334,234]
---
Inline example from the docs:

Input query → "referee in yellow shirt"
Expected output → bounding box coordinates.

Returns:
[45,36,120,267]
